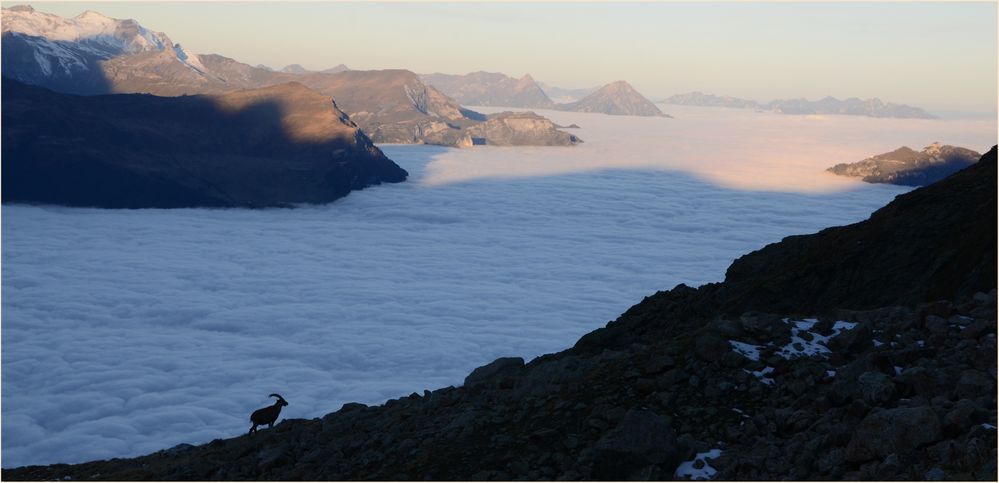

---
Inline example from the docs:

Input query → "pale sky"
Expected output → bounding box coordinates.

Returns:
[8,2,999,112]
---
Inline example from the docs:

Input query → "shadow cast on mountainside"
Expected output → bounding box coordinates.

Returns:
[1,32,115,95]
[2,78,407,208]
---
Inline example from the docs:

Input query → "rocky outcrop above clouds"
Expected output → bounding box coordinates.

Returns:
[465,111,582,146]
[5,147,993,479]
[557,80,668,117]
[827,143,981,186]
[1,79,407,208]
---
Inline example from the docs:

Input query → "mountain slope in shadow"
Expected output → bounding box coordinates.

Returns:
[2,78,407,208]
[578,145,997,353]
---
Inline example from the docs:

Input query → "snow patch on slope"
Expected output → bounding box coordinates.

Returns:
[172,44,206,73]
[675,449,723,480]
[776,319,857,359]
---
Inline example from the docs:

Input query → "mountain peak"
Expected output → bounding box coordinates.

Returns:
[280,64,310,74]
[6,4,34,12]
[558,80,666,117]
[603,80,633,90]
[321,64,350,73]
[75,9,111,20]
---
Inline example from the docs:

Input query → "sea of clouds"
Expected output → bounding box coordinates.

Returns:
[2,105,995,467]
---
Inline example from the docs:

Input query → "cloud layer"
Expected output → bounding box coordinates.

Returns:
[3,106,993,467]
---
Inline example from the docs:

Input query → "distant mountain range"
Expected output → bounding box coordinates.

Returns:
[422,71,668,117]
[274,63,350,74]
[663,91,936,119]
[537,81,599,103]
[827,143,981,186]
[1,78,407,208]
[0,5,578,148]
[422,71,556,109]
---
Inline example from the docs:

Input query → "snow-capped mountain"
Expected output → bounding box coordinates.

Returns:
[1,5,204,93]
[1,5,578,147]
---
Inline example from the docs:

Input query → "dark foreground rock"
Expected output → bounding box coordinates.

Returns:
[3,149,995,480]
[1,78,407,208]
[3,294,994,481]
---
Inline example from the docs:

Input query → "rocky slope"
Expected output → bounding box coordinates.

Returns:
[1,78,407,208]
[4,149,994,480]
[1,6,577,148]
[557,80,668,117]
[422,71,556,109]
[295,69,478,145]
[663,91,936,119]
[827,143,981,186]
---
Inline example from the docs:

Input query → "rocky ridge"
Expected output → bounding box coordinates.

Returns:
[827,142,981,186]
[4,149,994,479]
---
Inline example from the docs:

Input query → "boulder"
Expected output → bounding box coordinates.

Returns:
[955,369,993,399]
[845,407,942,462]
[857,371,896,405]
[590,409,680,479]
[464,357,524,388]
[943,399,978,435]
[694,334,729,362]
[828,322,873,353]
